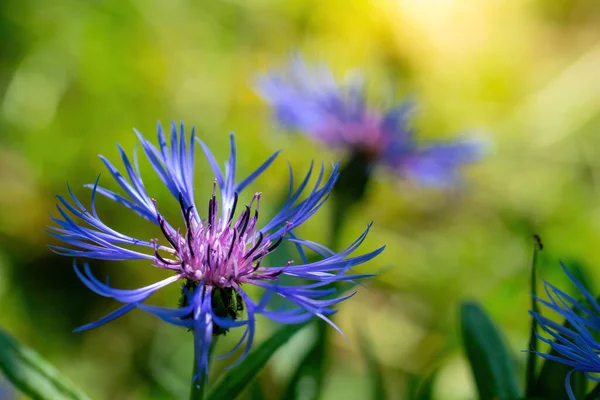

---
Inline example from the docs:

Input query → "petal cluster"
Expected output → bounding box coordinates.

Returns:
[530,263,600,399]
[48,122,383,384]
[256,55,485,187]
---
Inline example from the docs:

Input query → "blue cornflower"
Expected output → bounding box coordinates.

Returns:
[48,122,383,385]
[530,263,600,399]
[255,55,485,188]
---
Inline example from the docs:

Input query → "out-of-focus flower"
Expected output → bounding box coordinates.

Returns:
[255,55,485,188]
[48,122,383,385]
[530,263,600,399]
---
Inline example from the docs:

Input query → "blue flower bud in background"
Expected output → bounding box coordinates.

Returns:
[256,54,486,190]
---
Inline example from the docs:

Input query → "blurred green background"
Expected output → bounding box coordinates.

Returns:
[2,0,600,398]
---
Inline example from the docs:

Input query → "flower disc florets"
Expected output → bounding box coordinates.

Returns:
[154,189,285,287]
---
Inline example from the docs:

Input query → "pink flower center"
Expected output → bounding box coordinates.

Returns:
[152,190,284,286]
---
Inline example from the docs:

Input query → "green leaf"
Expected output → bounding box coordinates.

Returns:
[585,383,600,400]
[277,320,326,400]
[460,301,520,400]
[410,371,437,400]
[0,330,91,400]
[357,330,386,400]
[274,251,338,399]
[206,322,309,400]
[249,378,266,400]
[525,235,543,397]
[277,282,356,400]
[534,360,586,400]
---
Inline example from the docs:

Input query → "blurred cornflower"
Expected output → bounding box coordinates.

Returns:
[530,263,600,399]
[48,122,382,385]
[255,55,485,188]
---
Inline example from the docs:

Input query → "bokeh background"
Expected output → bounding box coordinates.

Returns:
[2,0,600,399]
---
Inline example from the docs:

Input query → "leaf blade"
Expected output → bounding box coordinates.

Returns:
[357,329,386,400]
[206,322,309,400]
[277,320,326,400]
[460,301,520,400]
[0,330,91,400]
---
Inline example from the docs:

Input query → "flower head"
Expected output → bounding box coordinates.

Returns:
[255,55,485,188]
[48,122,383,384]
[530,263,600,399]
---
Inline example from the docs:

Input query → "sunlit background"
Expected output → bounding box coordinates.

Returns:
[2,0,600,398]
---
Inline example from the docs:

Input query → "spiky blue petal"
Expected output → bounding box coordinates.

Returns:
[49,122,382,388]
[530,262,600,400]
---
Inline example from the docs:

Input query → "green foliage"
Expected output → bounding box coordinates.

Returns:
[533,358,586,400]
[3,1,600,397]
[249,378,266,400]
[585,384,600,400]
[0,330,91,400]
[278,320,327,400]
[460,301,521,400]
[206,322,310,400]
[407,371,437,400]
[357,329,386,400]
[525,235,542,397]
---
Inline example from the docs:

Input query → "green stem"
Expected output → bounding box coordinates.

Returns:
[189,337,219,400]
[525,235,542,397]
[329,196,350,250]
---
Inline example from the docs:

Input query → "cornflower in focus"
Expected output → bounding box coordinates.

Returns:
[256,55,485,189]
[530,263,600,399]
[47,122,383,385]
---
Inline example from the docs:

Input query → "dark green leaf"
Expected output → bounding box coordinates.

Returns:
[0,330,91,400]
[460,301,520,400]
[585,383,600,400]
[357,330,386,400]
[206,322,309,400]
[406,371,437,400]
[249,378,266,400]
[414,371,436,400]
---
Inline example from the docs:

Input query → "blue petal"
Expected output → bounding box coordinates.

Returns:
[74,303,137,332]
[196,137,225,189]
[74,261,181,303]
[400,137,485,188]
[191,286,214,384]
[236,150,280,193]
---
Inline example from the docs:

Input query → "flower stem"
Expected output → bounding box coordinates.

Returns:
[189,355,206,400]
[329,152,371,249]
[525,235,542,397]
[189,337,219,400]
